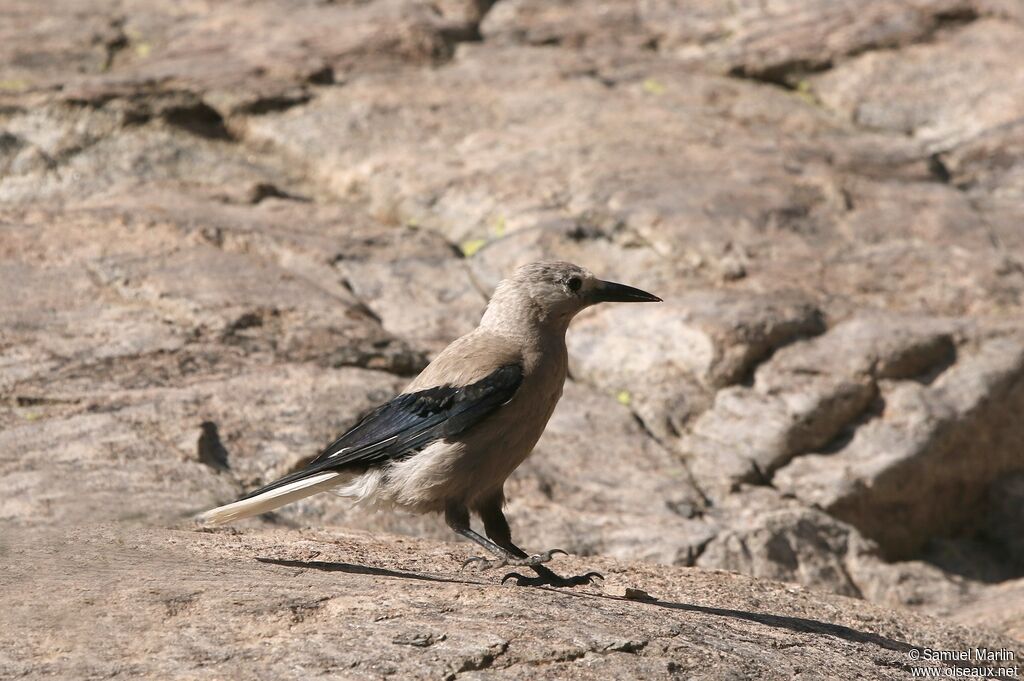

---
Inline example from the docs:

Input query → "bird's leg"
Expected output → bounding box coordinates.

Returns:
[445,503,517,566]
[445,503,565,572]
[477,496,603,588]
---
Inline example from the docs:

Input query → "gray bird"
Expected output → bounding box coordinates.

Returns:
[200,261,661,586]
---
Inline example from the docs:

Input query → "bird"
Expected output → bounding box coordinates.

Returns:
[199,261,661,586]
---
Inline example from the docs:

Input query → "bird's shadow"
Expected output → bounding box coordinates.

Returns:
[553,590,995,672]
[255,557,941,665]
[596,594,993,673]
[256,557,484,586]
[582,591,916,653]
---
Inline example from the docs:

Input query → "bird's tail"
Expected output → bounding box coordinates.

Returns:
[198,471,343,525]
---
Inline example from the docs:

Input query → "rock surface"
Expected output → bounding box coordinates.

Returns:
[3,524,1020,680]
[2,0,1024,670]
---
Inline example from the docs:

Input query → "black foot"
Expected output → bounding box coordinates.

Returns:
[501,567,604,588]
[462,549,567,572]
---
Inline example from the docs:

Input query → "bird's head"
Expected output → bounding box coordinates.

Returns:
[484,261,661,331]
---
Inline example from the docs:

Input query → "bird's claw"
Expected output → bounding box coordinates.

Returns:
[515,548,567,567]
[501,570,604,588]
[462,549,568,572]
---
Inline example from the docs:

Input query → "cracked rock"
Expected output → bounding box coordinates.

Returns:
[775,334,1024,559]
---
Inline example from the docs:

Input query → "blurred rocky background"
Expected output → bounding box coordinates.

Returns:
[2,0,1023,669]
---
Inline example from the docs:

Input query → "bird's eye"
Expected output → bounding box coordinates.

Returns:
[567,276,582,292]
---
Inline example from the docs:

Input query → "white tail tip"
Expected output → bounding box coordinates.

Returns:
[197,471,342,525]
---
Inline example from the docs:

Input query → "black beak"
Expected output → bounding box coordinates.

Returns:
[594,280,662,303]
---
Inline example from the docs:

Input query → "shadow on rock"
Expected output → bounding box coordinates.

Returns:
[548,588,986,672]
[256,557,482,585]
[261,557,920,659]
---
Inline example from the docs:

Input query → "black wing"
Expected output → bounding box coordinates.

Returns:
[237,364,522,501]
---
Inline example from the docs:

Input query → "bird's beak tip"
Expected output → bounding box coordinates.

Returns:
[596,280,663,304]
